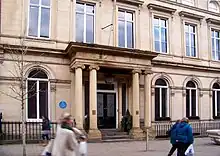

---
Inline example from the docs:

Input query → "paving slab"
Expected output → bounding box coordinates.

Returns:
[0,138,219,156]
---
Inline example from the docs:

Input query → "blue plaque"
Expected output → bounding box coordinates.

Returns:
[59,101,67,109]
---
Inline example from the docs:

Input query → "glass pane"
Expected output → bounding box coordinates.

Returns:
[86,15,94,43]
[154,26,160,41]
[155,79,167,86]
[97,93,104,117]
[107,94,115,117]
[40,8,50,38]
[118,11,125,20]
[28,81,37,119]
[41,0,50,6]
[76,3,84,12]
[191,90,197,117]
[39,81,48,118]
[217,91,220,116]
[186,46,190,56]
[213,83,220,89]
[76,13,84,42]
[191,34,195,47]
[162,88,167,117]
[155,88,160,120]
[191,47,196,57]
[215,31,219,38]
[184,24,189,33]
[30,0,39,5]
[161,19,166,27]
[218,40,220,60]
[161,28,167,42]
[162,42,167,53]
[86,5,94,14]
[212,30,215,37]
[118,20,125,47]
[186,89,190,117]
[212,38,216,59]
[127,22,134,48]
[126,12,133,21]
[153,18,159,26]
[28,69,48,78]
[185,33,189,46]
[155,41,160,52]
[186,81,196,88]
[213,91,216,117]
[28,6,39,37]
[189,25,195,33]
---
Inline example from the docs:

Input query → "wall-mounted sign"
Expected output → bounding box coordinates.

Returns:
[59,100,67,109]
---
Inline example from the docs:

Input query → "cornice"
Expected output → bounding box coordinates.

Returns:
[179,11,204,21]
[156,0,220,17]
[147,3,176,14]
[206,18,220,25]
[115,0,144,6]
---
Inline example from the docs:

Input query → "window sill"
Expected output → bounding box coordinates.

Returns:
[26,36,56,43]
[155,117,171,121]
[213,116,220,120]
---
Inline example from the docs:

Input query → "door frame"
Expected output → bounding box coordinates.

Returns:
[97,82,118,129]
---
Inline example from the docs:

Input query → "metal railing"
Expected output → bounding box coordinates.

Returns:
[152,120,220,138]
[0,121,58,144]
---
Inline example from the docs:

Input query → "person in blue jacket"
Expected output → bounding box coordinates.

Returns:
[167,119,181,156]
[175,117,194,156]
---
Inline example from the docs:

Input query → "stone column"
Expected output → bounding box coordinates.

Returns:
[118,82,123,129]
[70,69,75,117]
[50,80,56,121]
[74,63,85,129]
[130,69,143,139]
[88,65,101,139]
[144,70,152,128]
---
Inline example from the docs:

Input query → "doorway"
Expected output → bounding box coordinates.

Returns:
[97,92,116,129]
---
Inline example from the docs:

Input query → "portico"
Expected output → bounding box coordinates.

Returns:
[66,42,157,139]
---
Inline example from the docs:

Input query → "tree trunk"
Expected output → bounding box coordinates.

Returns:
[21,100,26,156]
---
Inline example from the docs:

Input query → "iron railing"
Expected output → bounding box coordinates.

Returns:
[0,121,58,144]
[152,120,220,138]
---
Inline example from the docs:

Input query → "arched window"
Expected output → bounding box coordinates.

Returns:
[182,0,195,6]
[186,81,198,118]
[155,79,169,121]
[209,1,219,12]
[212,83,220,118]
[27,69,49,120]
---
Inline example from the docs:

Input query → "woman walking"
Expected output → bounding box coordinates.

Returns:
[41,116,51,146]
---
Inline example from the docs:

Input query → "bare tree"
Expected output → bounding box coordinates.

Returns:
[0,39,45,156]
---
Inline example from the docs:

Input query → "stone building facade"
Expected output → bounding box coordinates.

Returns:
[1,0,220,139]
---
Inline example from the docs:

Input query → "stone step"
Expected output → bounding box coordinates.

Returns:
[102,138,134,143]
[102,134,130,140]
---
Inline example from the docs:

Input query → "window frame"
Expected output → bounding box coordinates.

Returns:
[117,9,135,48]
[186,81,198,118]
[26,72,50,122]
[155,79,170,121]
[184,23,197,57]
[75,2,96,43]
[153,16,168,54]
[27,0,51,39]
[211,29,220,61]
[212,83,220,119]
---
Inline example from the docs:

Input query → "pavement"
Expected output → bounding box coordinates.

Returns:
[0,138,219,156]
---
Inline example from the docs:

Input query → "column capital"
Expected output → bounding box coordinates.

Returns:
[89,64,100,71]
[132,69,142,74]
[73,63,85,70]
[143,69,153,75]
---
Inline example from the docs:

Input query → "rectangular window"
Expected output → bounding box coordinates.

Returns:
[118,10,134,48]
[153,17,168,53]
[28,0,50,38]
[76,2,94,43]
[185,24,196,57]
[212,30,220,61]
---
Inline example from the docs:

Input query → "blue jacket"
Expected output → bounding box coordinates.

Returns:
[169,123,179,145]
[175,122,194,144]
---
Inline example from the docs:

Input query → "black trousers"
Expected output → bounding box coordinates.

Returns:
[176,143,190,156]
[168,144,178,156]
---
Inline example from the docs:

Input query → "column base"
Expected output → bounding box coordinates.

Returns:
[88,129,102,140]
[129,127,145,140]
[143,127,156,141]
